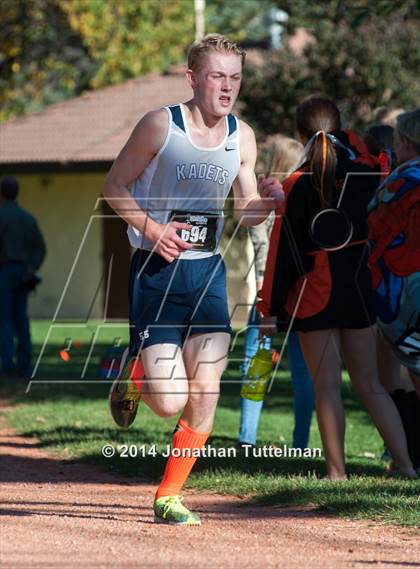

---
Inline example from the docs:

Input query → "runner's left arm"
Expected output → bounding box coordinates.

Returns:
[232,121,284,227]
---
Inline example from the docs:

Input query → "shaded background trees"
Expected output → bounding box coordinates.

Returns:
[60,0,194,88]
[1,0,419,132]
[0,0,194,121]
[240,0,420,137]
[0,0,94,119]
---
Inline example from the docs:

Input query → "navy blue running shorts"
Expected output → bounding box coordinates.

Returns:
[128,249,232,352]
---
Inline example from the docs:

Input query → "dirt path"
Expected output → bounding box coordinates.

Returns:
[1,414,419,569]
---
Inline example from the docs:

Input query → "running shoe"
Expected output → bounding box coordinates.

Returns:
[108,354,144,428]
[153,495,201,526]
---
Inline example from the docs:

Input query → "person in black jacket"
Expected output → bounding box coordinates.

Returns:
[258,96,417,479]
[0,176,46,378]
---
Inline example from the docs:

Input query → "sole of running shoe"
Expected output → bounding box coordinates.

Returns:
[108,375,140,428]
[108,349,142,428]
[108,348,144,429]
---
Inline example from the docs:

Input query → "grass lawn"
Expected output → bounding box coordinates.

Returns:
[2,320,419,527]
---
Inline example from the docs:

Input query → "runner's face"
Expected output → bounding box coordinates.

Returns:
[190,52,242,117]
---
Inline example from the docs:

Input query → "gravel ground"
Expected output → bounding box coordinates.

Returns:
[1,415,419,569]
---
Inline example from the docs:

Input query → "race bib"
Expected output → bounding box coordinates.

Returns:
[170,210,218,252]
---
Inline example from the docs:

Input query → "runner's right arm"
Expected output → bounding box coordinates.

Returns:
[102,109,192,262]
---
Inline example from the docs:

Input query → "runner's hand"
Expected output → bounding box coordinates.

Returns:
[258,175,285,211]
[259,315,278,337]
[149,221,193,262]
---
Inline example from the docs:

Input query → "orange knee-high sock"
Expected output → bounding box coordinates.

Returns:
[155,418,210,499]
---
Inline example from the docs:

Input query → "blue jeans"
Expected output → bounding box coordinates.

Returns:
[288,331,315,449]
[238,304,271,445]
[0,262,32,376]
[239,304,314,448]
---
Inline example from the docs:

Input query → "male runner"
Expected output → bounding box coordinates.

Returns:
[102,34,284,525]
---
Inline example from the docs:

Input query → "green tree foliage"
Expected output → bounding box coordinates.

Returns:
[346,0,420,27]
[0,0,94,121]
[240,0,420,137]
[206,0,274,43]
[0,0,194,122]
[60,0,194,89]
[2,0,418,131]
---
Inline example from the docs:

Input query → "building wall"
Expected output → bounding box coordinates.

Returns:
[17,172,105,320]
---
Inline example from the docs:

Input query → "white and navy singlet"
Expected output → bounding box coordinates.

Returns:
[127,103,241,259]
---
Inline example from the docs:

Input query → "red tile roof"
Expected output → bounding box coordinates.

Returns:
[0,71,192,165]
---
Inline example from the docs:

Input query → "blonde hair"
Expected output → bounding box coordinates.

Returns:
[259,135,304,182]
[396,108,420,150]
[187,34,246,72]
[373,106,405,127]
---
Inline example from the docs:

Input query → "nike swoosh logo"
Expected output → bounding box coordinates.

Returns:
[225,146,235,151]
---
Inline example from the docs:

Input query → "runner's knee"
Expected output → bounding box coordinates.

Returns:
[153,394,188,418]
[188,390,220,413]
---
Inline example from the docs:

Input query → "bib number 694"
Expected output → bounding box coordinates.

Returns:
[181,226,208,244]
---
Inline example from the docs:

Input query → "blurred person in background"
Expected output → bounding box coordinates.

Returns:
[372,107,405,128]
[238,135,315,450]
[0,176,46,379]
[368,108,420,473]
[363,124,397,174]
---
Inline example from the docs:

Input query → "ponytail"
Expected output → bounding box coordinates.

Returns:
[308,131,337,206]
[295,96,341,205]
